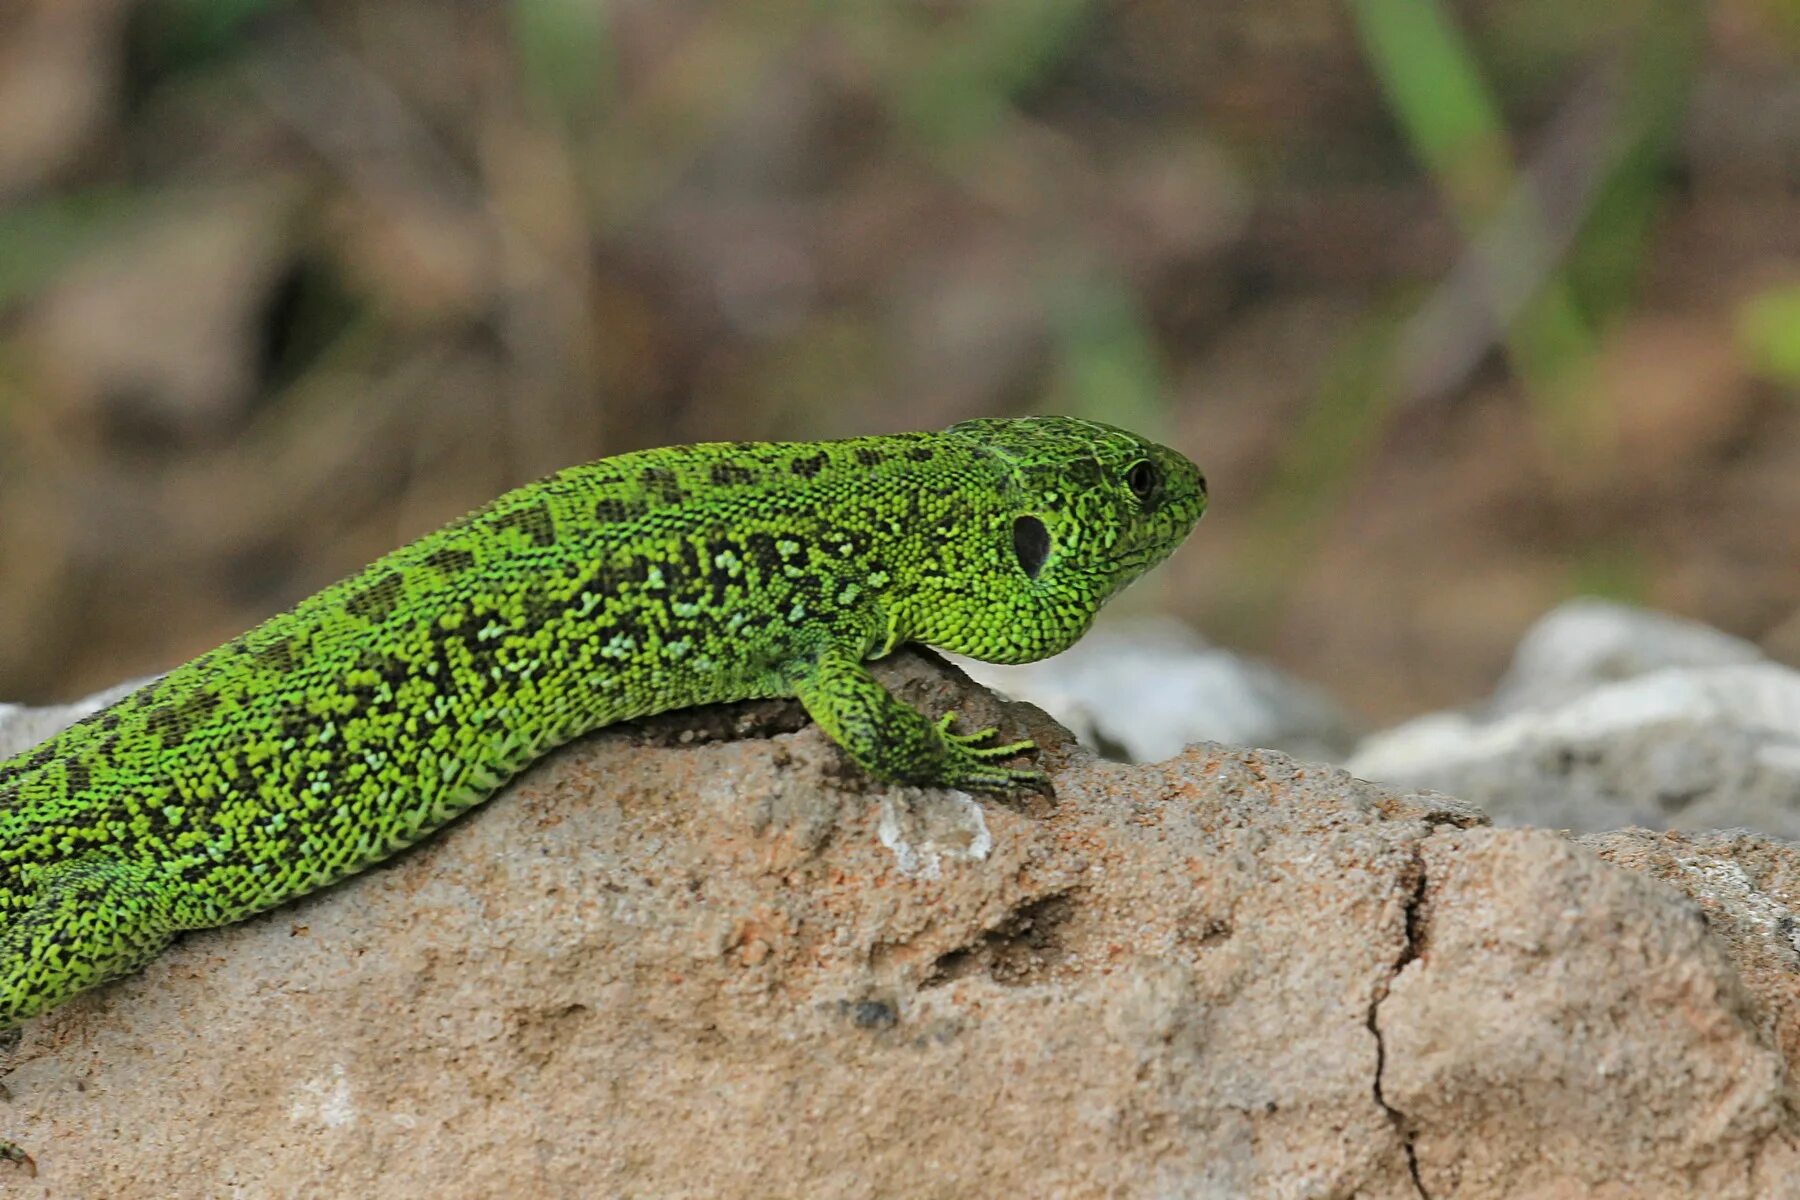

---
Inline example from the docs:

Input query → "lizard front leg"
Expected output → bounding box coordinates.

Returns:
[790,644,1046,794]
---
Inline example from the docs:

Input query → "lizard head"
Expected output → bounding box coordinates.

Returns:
[908,415,1207,664]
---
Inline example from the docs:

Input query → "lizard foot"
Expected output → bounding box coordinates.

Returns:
[930,712,1048,794]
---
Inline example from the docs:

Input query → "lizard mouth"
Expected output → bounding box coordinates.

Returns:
[1107,512,1205,579]
[1110,549,1174,579]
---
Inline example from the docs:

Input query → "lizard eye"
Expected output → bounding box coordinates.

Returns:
[1125,460,1159,503]
[1012,515,1050,580]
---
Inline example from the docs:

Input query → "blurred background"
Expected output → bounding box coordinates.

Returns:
[0,0,1796,725]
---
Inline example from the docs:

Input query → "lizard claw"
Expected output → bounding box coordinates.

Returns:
[934,711,1035,757]
[931,711,1046,794]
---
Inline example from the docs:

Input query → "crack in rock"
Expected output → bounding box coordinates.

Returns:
[1369,837,1431,1200]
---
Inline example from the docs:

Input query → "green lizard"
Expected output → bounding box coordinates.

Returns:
[0,416,1204,1169]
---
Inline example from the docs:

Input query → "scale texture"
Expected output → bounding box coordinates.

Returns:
[0,417,1204,1044]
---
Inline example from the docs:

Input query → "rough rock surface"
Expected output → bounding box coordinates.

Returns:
[1384,828,1798,1198]
[1580,828,1800,1069]
[953,616,1356,765]
[1349,601,1800,834]
[1,652,1798,1197]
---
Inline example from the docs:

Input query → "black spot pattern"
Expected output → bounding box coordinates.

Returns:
[494,503,558,548]
[711,463,756,486]
[593,497,650,524]
[426,547,476,574]
[347,571,405,621]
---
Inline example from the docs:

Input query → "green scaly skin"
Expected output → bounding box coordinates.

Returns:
[0,416,1205,1170]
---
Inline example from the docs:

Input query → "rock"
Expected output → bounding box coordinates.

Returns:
[1349,661,1800,835]
[1486,598,1764,717]
[1580,828,1800,1068]
[1383,827,1796,1198]
[4,651,1799,1197]
[951,616,1356,764]
[1347,600,1800,834]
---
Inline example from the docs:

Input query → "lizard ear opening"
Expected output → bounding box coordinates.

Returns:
[1012,515,1050,580]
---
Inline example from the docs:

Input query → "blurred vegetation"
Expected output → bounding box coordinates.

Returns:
[0,0,1796,721]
